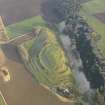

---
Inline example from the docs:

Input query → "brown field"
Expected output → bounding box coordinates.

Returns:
[0,0,47,25]
[94,12,105,23]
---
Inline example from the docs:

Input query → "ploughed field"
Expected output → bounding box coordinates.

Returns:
[0,0,46,25]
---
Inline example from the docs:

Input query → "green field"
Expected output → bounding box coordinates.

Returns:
[24,28,74,88]
[6,16,47,38]
[81,0,105,57]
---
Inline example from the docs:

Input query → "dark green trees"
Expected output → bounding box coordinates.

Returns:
[53,0,81,20]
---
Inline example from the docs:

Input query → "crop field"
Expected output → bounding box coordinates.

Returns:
[24,28,74,88]
[81,0,105,57]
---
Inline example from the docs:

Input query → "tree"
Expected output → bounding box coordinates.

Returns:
[53,0,81,20]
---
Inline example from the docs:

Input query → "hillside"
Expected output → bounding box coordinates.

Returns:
[23,27,75,89]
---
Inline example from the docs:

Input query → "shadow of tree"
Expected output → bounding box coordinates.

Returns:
[41,0,63,24]
[1,44,22,63]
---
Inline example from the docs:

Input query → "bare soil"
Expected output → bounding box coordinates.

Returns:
[94,12,105,24]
